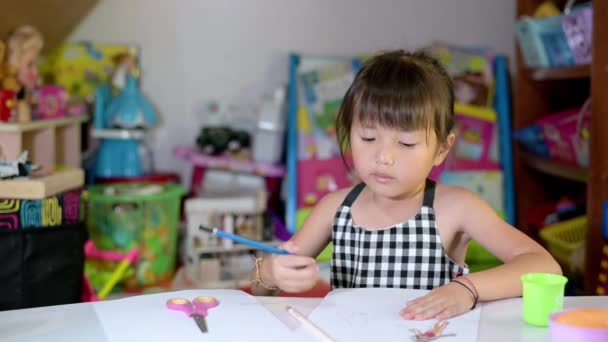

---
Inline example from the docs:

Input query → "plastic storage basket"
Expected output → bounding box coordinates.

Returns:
[539,216,586,267]
[86,183,184,287]
[515,5,593,68]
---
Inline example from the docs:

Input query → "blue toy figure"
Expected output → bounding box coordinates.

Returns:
[103,75,157,129]
[92,63,157,179]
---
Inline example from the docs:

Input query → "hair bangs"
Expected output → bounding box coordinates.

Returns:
[352,84,436,138]
[335,49,456,163]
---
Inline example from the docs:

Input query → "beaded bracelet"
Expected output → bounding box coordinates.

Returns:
[254,257,279,291]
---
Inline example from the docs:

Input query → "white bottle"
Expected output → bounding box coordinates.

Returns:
[252,86,286,164]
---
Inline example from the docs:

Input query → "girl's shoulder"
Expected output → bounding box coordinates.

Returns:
[304,186,358,229]
[433,183,489,231]
[433,182,482,208]
[319,185,358,209]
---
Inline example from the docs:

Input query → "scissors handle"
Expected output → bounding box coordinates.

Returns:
[192,296,219,316]
[166,298,195,316]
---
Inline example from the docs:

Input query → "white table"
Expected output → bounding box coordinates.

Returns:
[477,296,607,342]
[1,294,606,341]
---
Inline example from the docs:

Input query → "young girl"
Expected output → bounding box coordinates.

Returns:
[250,50,561,320]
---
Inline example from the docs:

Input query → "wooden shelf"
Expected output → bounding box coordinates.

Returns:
[527,65,590,81]
[515,0,607,294]
[0,167,84,199]
[0,115,88,171]
[171,267,253,290]
[522,152,588,182]
[0,115,88,132]
[173,145,285,177]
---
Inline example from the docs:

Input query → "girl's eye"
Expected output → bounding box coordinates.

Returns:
[399,142,416,148]
[361,137,375,142]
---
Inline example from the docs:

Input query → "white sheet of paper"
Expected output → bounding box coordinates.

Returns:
[93,289,310,342]
[0,310,66,341]
[0,302,107,342]
[308,288,481,342]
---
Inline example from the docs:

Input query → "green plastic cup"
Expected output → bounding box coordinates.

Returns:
[521,273,568,327]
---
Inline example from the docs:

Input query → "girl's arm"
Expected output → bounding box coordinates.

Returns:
[289,187,348,256]
[456,189,562,301]
[249,188,348,296]
[401,187,561,320]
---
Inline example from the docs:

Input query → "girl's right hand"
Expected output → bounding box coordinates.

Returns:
[264,241,320,293]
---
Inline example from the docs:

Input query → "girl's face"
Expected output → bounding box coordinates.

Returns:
[17,48,40,89]
[350,118,453,199]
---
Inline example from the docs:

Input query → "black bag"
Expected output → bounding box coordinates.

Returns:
[0,223,86,310]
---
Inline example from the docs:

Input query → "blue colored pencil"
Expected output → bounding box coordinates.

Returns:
[199,226,289,255]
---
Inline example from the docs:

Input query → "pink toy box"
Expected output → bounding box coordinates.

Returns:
[297,156,353,208]
[446,103,500,171]
[32,85,68,119]
[537,102,589,167]
[561,4,593,65]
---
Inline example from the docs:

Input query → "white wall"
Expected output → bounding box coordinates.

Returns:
[69,0,515,182]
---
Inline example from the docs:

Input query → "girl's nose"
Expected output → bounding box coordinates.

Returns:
[376,147,395,166]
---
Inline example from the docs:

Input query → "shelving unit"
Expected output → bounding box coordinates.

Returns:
[514,0,607,294]
[173,145,285,211]
[0,115,88,170]
[172,267,256,290]
[196,240,282,289]
[527,64,590,81]
[521,152,588,183]
[177,243,283,290]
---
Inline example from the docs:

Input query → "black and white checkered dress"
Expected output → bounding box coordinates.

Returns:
[330,179,469,290]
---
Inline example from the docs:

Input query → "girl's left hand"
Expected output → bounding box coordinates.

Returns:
[400,282,475,320]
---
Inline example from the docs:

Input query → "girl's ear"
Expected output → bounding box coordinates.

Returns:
[433,132,455,166]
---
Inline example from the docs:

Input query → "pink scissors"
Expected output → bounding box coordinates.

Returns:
[166,296,219,333]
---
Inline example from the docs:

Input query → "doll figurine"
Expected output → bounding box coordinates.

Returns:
[6,25,44,122]
[93,49,139,129]
[111,49,138,90]
[0,41,19,92]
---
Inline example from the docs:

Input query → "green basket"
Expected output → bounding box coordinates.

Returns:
[466,240,503,272]
[86,183,184,288]
[297,208,332,262]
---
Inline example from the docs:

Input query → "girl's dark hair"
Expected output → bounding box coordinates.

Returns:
[336,49,454,156]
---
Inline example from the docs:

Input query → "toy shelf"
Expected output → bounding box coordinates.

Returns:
[195,279,253,290]
[527,64,590,81]
[175,239,283,290]
[174,145,285,212]
[0,115,88,171]
[0,166,84,199]
[173,145,285,178]
[522,152,588,183]
[514,0,608,294]
[172,267,253,290]
[0,116,87,133]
